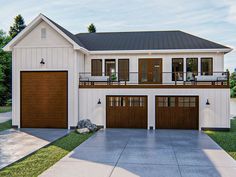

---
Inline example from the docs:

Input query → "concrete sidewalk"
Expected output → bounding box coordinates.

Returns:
[0,112,12,123]
[0,128,69,170]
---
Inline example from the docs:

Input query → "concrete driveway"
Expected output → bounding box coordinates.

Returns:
[41,129,236,177]
[0,128,69,170]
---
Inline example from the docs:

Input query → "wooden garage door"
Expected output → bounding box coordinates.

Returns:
[21,71,68,128]
[156,96,199,129]
[106,96,147,128]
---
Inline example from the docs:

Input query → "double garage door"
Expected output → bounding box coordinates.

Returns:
[106,95,199,129]
[21,71,68,128]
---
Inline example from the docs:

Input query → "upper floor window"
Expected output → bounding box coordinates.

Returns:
[118,59,129,81]
[41,28,46,39]
[91,59,102,76]
[186,58,198,81]
[172,58,183,81]
[105,59,116,78]
[201,58,213,75]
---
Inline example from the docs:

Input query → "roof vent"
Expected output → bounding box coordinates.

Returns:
[41,28,46,39]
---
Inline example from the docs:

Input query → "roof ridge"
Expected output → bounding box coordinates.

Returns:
[76,30,181,35]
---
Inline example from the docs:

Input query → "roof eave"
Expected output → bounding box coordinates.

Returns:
[88,48,232,55]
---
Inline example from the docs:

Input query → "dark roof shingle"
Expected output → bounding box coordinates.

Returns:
[75,31,230,51]
[43,15,230,51]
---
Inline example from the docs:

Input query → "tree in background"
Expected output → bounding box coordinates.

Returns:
[0,30,12,105]
[229,70,236,98]
[9,14,26,38]
[88,23,96,33]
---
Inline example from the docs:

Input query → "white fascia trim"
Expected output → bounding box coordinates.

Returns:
[3,14,89,54]
[3,14,42,51]
[89,48,232,55]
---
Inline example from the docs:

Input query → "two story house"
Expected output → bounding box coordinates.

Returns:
[3,14,232,130]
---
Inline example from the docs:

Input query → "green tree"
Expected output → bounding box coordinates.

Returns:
[9,14,26,38]
[0,30,12,105]
[88,23,96,33]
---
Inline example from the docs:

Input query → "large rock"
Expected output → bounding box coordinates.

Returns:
[77,128,90,134]
[78,119,97,132]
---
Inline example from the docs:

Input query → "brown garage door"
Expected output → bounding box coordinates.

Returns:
[106,96,147,128]
[21,71,68,128]
[156,96,199,129]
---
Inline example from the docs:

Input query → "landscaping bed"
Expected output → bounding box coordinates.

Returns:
[0,131,93,177]
[205,119,236,160]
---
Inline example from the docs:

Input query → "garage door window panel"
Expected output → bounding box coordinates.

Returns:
[158,97,175,107]
[178,97,196,107]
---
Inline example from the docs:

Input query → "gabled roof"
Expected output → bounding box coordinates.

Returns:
[3,14,232,54]
[3,14,88,53]
[76,31,231,51]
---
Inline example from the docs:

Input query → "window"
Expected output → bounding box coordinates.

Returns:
[128,97,145,107]
[91,59,102,76]
[108,97,125,107]
[178,97,196,107]
[118,59,129,81]
[186,58,198,81]
[41,28,46,39]
[105,59,116,78]
[201,58,213,75]
[108,96,145,107]
[158,97,175,107]
[172,58,183,81]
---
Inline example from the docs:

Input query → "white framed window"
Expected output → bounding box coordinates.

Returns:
[41,28,46,39]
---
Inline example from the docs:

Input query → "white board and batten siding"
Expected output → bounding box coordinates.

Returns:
[83,53,224,84]
[79,88,230,130]
[12,21,79,128]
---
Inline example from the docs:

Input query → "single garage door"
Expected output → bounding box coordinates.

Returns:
[156,96,199,129]
[21,71,68,128]
[106,96,147,128]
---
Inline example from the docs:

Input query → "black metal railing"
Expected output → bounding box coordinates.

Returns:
[79,71,229,87]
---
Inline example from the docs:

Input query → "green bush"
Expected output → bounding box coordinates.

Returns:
[231,89,235,98]
[230,80,236,88]
[6,99,12,106]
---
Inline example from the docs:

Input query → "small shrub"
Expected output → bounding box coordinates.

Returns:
[6,99,12,106]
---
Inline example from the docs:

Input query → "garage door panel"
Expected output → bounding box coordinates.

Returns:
[21,71,68,128]
[106,96,147,128]
[156,96,198,129]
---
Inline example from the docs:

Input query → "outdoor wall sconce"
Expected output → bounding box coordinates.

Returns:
[97,99,101,104]
[40,58,45,65]
[206,99,210,105]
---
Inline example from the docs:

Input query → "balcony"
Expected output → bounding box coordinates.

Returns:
[79,71,229,89]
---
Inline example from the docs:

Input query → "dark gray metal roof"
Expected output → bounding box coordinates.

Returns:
[43,15,230,51]
[75,31,230,51]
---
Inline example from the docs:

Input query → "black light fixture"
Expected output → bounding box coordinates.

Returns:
[206,99,210,105]
[40,58,45,65]
[97,99,101,104]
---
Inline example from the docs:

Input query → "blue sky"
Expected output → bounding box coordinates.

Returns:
[0,0,235,71]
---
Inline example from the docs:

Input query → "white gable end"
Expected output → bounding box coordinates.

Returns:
[16,21,72,47]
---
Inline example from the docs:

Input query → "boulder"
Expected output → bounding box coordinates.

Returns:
[77,128,90,134]
[78,119,97,132]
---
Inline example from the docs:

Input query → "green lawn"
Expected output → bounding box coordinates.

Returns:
[0,106,12,113]
[205,119,236,160]
[0,120,12,132]
[0,131,93,177]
